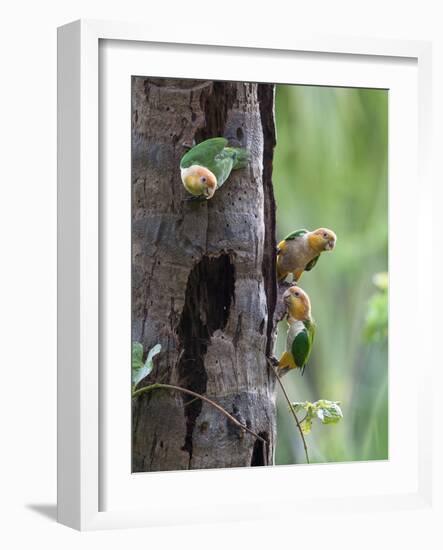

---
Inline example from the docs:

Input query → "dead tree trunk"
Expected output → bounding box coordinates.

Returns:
[132,78,277,471]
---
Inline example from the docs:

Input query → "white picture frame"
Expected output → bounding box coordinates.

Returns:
[57,19,434,531]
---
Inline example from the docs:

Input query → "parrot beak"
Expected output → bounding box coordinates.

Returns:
[326,239,336,250]
[283,290,292,305]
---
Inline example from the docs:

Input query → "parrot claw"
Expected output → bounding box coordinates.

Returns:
[277,366,291,378]
[266,356,290,377]
[181,140,196,150]
[268,356,279,367]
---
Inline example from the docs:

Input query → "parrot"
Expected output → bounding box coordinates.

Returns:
[180,137,249,200]
[276,227,337,282]
[278,285,316,376]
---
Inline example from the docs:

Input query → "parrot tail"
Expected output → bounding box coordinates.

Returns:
[226,147,250,170]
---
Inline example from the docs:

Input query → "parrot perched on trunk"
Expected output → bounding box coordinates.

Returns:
[278,285,316,376]
[277,227,337,282]
[180,137,249,200]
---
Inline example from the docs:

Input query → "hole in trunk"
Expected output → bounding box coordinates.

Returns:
[251,432,269,467]
[177,254,235,462]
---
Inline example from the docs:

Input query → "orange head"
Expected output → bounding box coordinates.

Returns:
[283,285,312,321]
[181,165,217,199]
[307,228,337,253]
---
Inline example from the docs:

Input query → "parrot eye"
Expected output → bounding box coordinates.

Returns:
[294,291,300,297]
[323,232,328,238]
[200,176,207,183]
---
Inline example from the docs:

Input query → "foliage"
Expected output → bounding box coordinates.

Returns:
[132,342,161,391]
[364,272,388,343]
[292,400,343,434]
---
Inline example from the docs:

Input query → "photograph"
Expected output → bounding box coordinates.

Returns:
[131,76,388,472]
[1,0,437,540]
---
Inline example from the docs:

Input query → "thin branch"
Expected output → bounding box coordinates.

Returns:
[183,396,199,407]
[132,383,267,446]
[267,359,310,464]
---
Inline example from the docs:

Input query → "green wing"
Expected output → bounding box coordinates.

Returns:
[180,137,228,169]
[305,255,320,271]
[291,329,311,370]
[291,321,315,374]
[224,147,249,169]
[211,149,236,187]
[284,228,308,241]
[307,320,316,347]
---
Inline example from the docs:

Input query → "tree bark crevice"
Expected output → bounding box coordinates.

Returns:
[257,84,278,360]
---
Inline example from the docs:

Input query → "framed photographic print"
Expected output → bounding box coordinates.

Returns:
[57,20,434,531]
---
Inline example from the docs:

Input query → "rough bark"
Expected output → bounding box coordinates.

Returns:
[132,77,277,471]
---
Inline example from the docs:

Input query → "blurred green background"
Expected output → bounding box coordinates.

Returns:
[273,84,388,464]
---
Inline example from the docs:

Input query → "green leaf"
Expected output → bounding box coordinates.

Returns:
[132,342,143,370]
[291,401,311,414]
[313,400,343,425]
[364,272,388,343]
[372,272,388,291]
[146,344,161,369]
[300,415,313,434]
[132,342,161,389]
[291,399,343,434]
[291,401,315,434]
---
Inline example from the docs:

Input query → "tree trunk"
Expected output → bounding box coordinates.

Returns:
[132,77,277,471]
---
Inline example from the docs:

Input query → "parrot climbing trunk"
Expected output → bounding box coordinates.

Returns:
[131,78,279,471]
